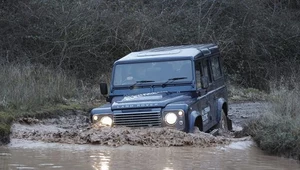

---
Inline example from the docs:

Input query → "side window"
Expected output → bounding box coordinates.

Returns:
[195,59,212,89]
[211,57,222,80]
[195,61,201,89]
[201,59,212,83]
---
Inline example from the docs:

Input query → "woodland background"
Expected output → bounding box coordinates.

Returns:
[1,0,300,90]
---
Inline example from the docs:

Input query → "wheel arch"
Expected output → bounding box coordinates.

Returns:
[194,116,203,131]
[189,110,203,133]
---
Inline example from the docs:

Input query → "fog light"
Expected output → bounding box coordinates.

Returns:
[100,116,113,126]
[165,112,177,125]
[179,120,183,125]
[178,110,184,116]
[93,115,98,121]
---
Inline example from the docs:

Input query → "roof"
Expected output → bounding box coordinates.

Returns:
[116,44,218,63]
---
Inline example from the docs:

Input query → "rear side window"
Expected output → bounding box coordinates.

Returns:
[211,57,222,80]
[195,59,212,89]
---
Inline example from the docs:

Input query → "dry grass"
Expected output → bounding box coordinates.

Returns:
[0,64,76,110]
[0,64,100,111]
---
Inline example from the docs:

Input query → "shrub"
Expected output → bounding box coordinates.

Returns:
[245,86,300,160]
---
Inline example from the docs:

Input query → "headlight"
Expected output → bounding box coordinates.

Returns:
[93,115,98,121]
[100,116,113,126]
[165,112,177,125]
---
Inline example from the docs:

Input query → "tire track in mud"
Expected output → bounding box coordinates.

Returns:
[10,102,267,147]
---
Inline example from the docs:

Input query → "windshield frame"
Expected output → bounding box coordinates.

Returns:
[111,59,195,88]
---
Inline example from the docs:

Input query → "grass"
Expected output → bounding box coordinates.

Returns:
[0,63,101,144]
[243,85,300,160]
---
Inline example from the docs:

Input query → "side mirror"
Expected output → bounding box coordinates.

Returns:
[201,76,209,89]
[100,83,108,95]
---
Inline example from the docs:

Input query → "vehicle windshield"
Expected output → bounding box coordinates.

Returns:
[113,60,193,86]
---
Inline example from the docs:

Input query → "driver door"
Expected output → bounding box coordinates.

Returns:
[194,59,213,131]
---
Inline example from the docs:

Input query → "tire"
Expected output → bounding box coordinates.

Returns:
[217,110,229,131]
[193,126,201,133]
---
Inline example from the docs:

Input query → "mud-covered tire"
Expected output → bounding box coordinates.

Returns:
[193,126,200,133]
[217,110,229,132]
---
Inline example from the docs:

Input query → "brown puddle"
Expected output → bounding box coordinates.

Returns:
[0,139,299,170]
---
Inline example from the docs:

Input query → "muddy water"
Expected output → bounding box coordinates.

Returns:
[2,102,299,169]
[1,139,299,170]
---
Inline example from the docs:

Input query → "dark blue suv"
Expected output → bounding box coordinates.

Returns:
[91,44,232,133]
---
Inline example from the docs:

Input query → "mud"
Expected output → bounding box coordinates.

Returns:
[10,102,267,147]
[11,124,230,147]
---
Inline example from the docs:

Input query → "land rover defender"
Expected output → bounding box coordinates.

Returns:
[91,44,232,133]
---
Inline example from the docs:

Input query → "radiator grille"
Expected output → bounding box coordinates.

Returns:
[113,111,161,127]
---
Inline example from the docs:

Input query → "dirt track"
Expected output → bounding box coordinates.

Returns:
[10,102,267,147]
[228,101,268,127]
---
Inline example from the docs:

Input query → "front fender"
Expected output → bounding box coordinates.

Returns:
[91,103,112,115]
[188,110,201,133]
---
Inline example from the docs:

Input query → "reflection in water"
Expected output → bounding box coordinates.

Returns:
[163,167,174,170]
[0,139,299,170]
[91,153,111,170]
[0,149,10,170]
[163,158,174,170]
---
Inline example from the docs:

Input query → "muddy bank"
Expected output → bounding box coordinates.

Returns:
[9,102,267,147]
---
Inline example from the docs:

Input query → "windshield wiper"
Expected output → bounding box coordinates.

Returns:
[130,80,155,89]
[162,77,187,87]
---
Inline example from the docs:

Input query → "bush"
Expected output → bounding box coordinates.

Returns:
[245,86,300,160]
